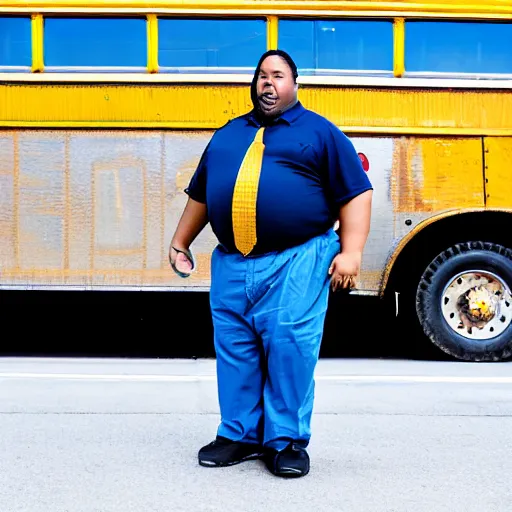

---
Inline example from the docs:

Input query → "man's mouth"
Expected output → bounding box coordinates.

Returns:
[259,93,278,107]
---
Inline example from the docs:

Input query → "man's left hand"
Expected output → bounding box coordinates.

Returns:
[328,252,361,291]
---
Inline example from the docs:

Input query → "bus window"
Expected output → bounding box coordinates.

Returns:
[405,20,512,76]
[278,18,393,75]
[44,16,147,70]
[158,17,266,73]
[0,16,31,70]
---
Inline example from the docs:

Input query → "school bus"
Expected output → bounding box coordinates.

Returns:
[1,0,512,361]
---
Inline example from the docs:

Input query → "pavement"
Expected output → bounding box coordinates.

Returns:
[0,357,511,512]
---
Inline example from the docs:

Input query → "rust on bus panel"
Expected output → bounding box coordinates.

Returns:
[484,137,512,209]
[390,137,484,213]
[378,136,486,292]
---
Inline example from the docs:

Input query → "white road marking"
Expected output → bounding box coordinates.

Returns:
[0,373,511,384]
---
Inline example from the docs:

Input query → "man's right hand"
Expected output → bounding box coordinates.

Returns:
[167,197,208,278]
[169,245,195,278]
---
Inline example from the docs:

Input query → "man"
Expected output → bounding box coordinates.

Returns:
[169,49,373,478]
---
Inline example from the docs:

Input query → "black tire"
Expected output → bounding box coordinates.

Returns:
[416,241,512,362]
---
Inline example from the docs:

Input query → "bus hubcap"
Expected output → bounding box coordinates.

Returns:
[441,271,512,340]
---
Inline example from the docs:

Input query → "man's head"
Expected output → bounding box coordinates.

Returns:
[251,49,299,119]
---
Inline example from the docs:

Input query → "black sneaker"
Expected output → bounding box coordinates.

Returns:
[264,442,310,478]
[198,436,264,467]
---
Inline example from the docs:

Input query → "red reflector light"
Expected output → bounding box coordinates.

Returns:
[358,152,370,172]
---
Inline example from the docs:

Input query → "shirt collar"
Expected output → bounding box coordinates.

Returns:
[246,101,305,127]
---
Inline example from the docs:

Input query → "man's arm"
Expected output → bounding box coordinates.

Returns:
[171,197,208,249]
[169,198,208,275]
[339,189,372,255]
[329,189,373,290]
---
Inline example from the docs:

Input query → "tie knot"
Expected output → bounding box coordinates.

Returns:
[254,127,265,144]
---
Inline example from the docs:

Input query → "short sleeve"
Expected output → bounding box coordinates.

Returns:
[321,122,373,208]
[184,141,210,204]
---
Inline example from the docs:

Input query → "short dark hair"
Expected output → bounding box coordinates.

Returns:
[250,49,298,108]
[253,49,299,82]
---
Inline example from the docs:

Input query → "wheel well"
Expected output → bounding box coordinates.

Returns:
[385,211,512,299]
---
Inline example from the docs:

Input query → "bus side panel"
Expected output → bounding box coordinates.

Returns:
[484,137,512,208]
[0,131,485,292]
[0,131,396,292]
[0,129,217,290]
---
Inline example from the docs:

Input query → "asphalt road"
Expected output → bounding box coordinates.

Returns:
[1,357,511,512]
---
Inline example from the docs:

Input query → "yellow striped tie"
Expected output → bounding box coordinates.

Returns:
[232,127,265,256]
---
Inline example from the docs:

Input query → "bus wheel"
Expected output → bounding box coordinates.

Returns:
[416,241,512,362]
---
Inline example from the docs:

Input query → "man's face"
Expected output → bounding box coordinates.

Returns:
[255,55,298,118]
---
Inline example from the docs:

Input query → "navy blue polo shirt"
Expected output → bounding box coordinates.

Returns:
[185,101,373,255]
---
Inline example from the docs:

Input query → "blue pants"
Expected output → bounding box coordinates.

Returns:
[209,228,339,451]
